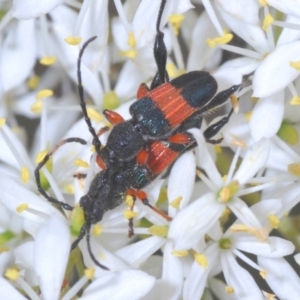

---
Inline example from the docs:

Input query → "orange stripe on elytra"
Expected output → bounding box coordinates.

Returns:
[150,83,197,127]
[147,141,179,175]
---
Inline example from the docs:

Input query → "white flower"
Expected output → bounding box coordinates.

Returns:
[169,129,271,250]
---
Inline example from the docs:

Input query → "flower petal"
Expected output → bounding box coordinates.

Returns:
[253,41,300,98]
[33,216,70,300]
[184,243,218,300]
[76,0,109,72]
[168,151,196,216]
[258,257,300,298]
[144,241,183,300]
[277,15,300,45]
[0,176,63,224]
[234,236,295,257]
[0,20,36,92]
[168,193,224,250]
[189,128,223,187]
[221,252,263,299]
[187,11,218,71]
[0,277,27,300]
[216,3,268,54]
[229,198,262,228]
[233,139,270,185]
[267,0,300,19]
[115,236,166,268]
[12,0,64,19]
[14,241,34,270]
[81,270,155,300]
[216,0,259,25]
[249,92,284,141]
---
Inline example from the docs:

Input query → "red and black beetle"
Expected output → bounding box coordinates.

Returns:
[35,0,251,270]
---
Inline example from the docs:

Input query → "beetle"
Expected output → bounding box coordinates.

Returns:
[78,0,249,170]
[34,0,252,270]
[35,131,194,270]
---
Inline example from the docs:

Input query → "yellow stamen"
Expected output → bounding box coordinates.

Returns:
[288,163,300,176]
[120,49,137,59]
[123,210,138,219]
[166,62,177,78]
[127,32,136,48]
[214,145,222,153]
[35,150,48,164]
[5,268,19,281]
[87,107,103,122]
[31,100,43,114]
[262,13,274,31]
[194,253,208,269]
[27,75,40,90]
[245,111,252,121]
[290,61,300,70]
[230,137,247,148]
[168,14,185,35]
[36,89,54,100]
[39,56,57,66]
[65,36,82,45]
[84,268,95,280]
[258,0,268,6]
[230,224,268,242]
[148,225,168,237]
[16,203,28,214]
[206,32,233,48]
[268,214,280,229]
[290,96,300,105]
[103,91,120,110]
[21,167,30,183]
[125,195,134,207]
[170,196,183,208]
[218,180,240,203]
[230,94,239,113]
[64,184,74,194]
[93,224,102,236]
[262,291,276,300]
[225,286,234,294]
[260,270,268,279]
[0,246,9,253]
[171,250,189,257]
[74,158,89,168]
[0,118,6,128]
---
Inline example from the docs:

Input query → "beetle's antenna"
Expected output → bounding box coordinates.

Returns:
[71,222,88,251]
[86,221,110,270]
[77,36,102,156]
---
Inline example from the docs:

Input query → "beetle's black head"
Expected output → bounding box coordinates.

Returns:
[80,194,104,225]
[106,121,144,161]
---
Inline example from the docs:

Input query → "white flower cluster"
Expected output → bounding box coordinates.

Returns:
[0,0,300,299]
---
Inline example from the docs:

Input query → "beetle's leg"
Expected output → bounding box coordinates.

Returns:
[203,109,235,144]
[77,36,103,156]
[137,83,150,100]
[150,0,169,90]
[127,193,137,238]
[201,72,253,143]
[35,137,87,210]
[127,189,172,221]
[103,110,125,125]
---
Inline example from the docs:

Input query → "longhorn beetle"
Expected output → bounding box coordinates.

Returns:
[35,0,251,270]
